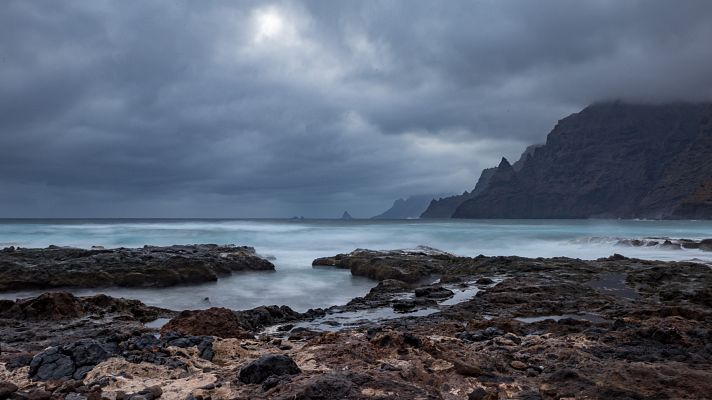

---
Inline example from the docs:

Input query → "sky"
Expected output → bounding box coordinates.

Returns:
[1,1,712,218]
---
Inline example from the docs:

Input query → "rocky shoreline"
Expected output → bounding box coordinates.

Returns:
[1,245,712,399]
[0,245,275,291]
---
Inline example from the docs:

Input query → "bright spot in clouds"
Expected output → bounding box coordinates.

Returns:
[254,7,285,42]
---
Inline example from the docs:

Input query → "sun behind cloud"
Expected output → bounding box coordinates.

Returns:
[253,6,285,42]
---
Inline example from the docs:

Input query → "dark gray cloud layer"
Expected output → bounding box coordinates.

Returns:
[1,0,711,217]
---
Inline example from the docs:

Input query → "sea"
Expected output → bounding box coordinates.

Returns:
[1,218,710,312]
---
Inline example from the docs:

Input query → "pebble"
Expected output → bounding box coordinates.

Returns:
[510,360,528,370]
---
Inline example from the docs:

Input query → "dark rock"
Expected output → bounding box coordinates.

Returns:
[372,194,448,219]
[25,389,52,400]
[261,375,291,391]
[4,353,34,370]
[421,163,501,218]
[457,327,504,342]
[0,244,275,292]
[275,373,355,400]
[238,354,301,384]
[402,332,422,348]
[313,248,452,283]
[288,327,319,341]
[137,386,163,399]
[29,339,109,381]
[392,298,436,313]
[65,339,109,368]
[548,368,580,381]
[453,360,487,377]
[468,387,487,400]
[29,348,75,381]
[414,286,454,299]
[0,381,18,399]
[446,102,712,219]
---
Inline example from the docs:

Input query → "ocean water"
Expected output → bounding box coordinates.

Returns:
[0,218,710,312]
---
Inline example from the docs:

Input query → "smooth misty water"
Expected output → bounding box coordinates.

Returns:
[0,219,710,312]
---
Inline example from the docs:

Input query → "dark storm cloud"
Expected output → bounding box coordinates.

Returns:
[1,0,711,217]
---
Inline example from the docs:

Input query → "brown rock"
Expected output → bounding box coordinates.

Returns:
[510,360,528,370]
[26,389,52,400]
[0,381,19,399]
[453,360,486,377]
[160,307,253,339]
[539,383,557,396]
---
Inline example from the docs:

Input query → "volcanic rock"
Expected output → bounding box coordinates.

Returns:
[0,244,275,291]
[160,308,253,339]
[421,102,712,219]
[238,354,301,384]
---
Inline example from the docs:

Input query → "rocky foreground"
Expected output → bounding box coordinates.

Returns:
[0,245,275,291]
[2,247,712,399]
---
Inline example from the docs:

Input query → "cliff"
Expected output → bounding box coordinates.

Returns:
[452,102,712,219]
[420,144,540,218]
[372,194,450,219]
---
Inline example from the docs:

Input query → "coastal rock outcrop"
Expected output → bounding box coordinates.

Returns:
[160,307,254,339]
[29,339,109,381]
[372,193,449,219]
[0,244,275,291]
[312,247,455,283]
[0,292,165,322]
[421,144,540,219]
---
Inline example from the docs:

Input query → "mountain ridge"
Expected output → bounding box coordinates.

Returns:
[423,102,712,219]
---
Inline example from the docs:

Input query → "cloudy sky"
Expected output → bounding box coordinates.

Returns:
[1,1,711,218]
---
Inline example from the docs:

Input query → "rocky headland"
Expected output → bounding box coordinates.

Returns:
[1,246,712,399]
[372,194,451,220]
[0,245,275,291]
[422,102,712,219]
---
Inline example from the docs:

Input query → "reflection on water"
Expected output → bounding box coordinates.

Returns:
[514,313,611,324]
[0,271,376,313]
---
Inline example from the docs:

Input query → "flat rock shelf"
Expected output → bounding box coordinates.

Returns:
[0,244,275,291]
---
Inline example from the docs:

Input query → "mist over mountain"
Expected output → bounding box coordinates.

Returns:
[372,194,451,219]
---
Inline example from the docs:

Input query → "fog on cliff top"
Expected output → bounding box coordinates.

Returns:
[1,1,712,218]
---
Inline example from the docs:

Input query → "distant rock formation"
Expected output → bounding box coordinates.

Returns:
[449,102,712,219]
[372,194,450,219]
[420,144,540,218]
[341,211,353,220]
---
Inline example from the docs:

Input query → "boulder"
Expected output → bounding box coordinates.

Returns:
[238,354,301,384]
[0,381,19,399]
[29,339,109,381]
[414,286,454,299]
[160,307,253,339]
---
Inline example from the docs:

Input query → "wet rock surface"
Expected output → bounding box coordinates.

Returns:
[0,244,275,291]
[615,237,712,251]
[2,248,712,399]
